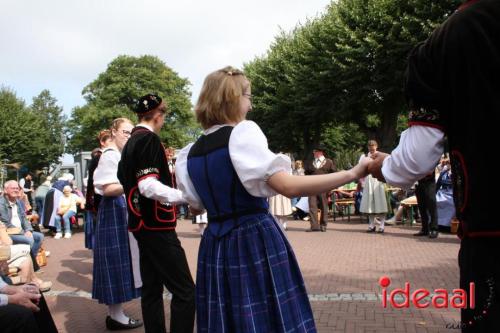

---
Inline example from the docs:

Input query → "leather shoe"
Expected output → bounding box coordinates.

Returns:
[429,230,439,239]
[320,226,327,232]
[366,227,376,233]
[413,231,429,236]
[106,316,143,331]
[305,229,321,232]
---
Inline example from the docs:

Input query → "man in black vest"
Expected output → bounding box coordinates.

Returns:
[305,145,336,232]
[369,1,500,331]
[118,94,195,333]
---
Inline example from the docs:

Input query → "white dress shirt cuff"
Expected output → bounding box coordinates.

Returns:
[138,177,185,204]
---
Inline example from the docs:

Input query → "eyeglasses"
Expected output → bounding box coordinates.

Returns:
[121,130,132,136]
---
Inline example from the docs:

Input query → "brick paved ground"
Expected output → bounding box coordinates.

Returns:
[40,216,461,332]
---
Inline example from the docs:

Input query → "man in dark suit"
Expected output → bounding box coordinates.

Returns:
[305,145,336,232]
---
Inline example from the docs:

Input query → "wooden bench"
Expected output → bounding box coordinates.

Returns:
[333,198,355,222]
[400,196,418,226]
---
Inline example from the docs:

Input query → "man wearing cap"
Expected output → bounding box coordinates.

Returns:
[118,94,195,333]
[305,145,336,232]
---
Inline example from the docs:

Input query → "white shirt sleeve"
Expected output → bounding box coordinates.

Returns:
[229,120,292,197]
[175,143,205,211]
[0,278,7,306]
[93,149,121,194]
[381,125,445,188]
[138,177,185,204]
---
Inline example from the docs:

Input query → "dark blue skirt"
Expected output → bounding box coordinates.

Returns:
[92,196,140,304]
[84,211,95,250]
[197,213,316,333]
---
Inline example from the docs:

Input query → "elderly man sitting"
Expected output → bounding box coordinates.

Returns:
[0,180,44,271]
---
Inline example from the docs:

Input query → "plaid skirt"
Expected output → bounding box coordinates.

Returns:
[92,196,140,304]
[84,211,95,250]
[197,213,316,333]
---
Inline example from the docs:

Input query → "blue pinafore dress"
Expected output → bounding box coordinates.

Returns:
[187,126,316,333]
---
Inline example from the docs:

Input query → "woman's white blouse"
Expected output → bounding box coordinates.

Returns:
[93,148,121,195]
[176,120,292,211]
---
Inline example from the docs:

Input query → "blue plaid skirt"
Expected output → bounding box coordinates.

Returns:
[84,211,95,250]
[92,196,140,304]
[197,213,316,332]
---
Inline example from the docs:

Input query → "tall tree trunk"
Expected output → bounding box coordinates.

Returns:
[377,96,402,153]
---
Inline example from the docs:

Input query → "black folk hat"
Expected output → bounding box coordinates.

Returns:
[135,94,162,114]
[313,144,327,152]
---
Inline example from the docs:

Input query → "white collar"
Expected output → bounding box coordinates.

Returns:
[317,155,325,162]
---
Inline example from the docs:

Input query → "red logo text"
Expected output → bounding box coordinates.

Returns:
[379,276,475,309]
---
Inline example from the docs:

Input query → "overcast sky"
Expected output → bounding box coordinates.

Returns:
[1,0,331,116]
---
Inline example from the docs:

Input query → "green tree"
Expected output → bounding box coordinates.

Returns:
[332,0,460,150]
[0,87,29,166]
[245,0,460,156]
[67,55,196,153]
[29,90,66,170]
[0,88,65,174]
[66,104,129,153]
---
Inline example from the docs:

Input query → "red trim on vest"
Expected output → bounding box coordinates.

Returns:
[154,201,176,223]
[141,225,176,231]
[458,0,480,11]
[128,219,144,232]
[408,121,445,131]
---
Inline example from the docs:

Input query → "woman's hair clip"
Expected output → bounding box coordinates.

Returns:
[222,67,243,76]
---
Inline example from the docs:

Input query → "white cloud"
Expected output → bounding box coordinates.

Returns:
[1,0,331,114]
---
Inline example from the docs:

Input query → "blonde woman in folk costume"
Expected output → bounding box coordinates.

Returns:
[176,66,370,332]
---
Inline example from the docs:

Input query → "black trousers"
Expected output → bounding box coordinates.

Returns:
[415,179,438,232]
[0,293,57,333]
[309,193,329,229]
[134,230,195,333]
[459,238,500,332]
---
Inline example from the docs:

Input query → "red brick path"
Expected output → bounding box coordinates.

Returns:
[41,216,461,332]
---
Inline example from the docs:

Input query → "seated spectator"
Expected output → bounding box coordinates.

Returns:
[41,173,73,230]
[0,181,44,272]
[54,186,85,239]
[0,269,57,332]
[0,224,51,291]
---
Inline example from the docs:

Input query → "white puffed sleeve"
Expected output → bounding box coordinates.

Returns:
[93,149,121,194]
[229,120,291,197]
[175,143,205,211]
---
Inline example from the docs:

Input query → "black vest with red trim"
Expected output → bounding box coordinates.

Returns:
[118,126,177,232]
[405,0,500,237]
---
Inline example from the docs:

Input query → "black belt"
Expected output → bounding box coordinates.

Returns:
[208,208,268,223]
